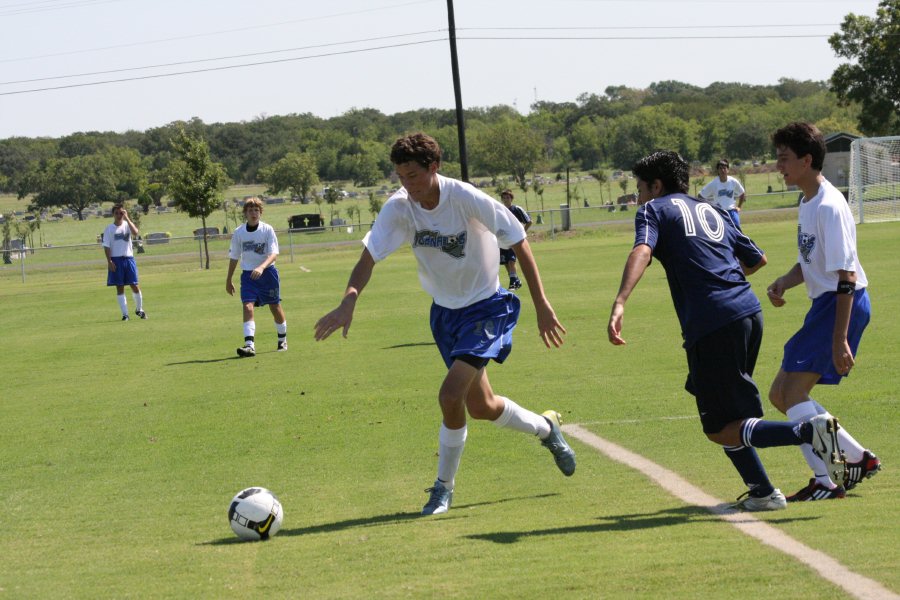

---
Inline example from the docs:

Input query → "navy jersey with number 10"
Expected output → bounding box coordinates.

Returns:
[634,193,765,347]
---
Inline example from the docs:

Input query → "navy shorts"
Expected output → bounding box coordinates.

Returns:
[106,256,139,286]
[782,288,870,385]
[430,290,520,369]
[499,248,517,265]
[685,312,764,434]
[240,266,281,306]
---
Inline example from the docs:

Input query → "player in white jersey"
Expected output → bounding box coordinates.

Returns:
[102,204,146,321]
[766,122,880,501]
[226,198,288,357]
[314,133,574,515]
[699,159,746,227]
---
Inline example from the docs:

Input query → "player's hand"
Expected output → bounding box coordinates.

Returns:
[766,278,786,307]
[226,281,235,296]
[833,340,855,375]
[314,299,355,341]
[108,260,116,272]
[535,303,566,349]
[250,266,264,280]
[608,302,626,345]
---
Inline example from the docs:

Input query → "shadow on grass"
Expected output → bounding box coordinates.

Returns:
[198,493,559,546]
[383,341,434,349]
[166,356,244,365]
[466,505,821,544]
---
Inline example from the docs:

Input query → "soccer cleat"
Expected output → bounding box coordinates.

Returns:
[136,310,147,319]
[421,481,452,515]
[541,410,576,476]
[121,315,129,321]
[731,488,787,512]
[277,340,288,352]
[787,478,846,502]
[844,450,881,490]
[509,278,523,290]
[807,414,846,484]
[236,345,256,358]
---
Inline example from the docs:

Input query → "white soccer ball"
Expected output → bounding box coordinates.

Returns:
[228,487,283,541]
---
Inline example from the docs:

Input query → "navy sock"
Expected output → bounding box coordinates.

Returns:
[724,445,774,497]
[741,418,804,448]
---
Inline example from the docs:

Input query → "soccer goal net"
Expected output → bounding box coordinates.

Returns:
[848,136,900,223]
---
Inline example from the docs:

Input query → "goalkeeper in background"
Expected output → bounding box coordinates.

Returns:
[766,122,880,502]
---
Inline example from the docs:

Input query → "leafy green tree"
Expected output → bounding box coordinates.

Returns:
[323,186,342,223]
[259,152,320,202]
[367,191,383,220]
[470,118,543,190]
[21,153,122,220]
[830,0,900,134]
[167,129,231,269]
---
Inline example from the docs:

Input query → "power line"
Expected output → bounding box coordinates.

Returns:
[0,0,131,17]
[0,39,446,97]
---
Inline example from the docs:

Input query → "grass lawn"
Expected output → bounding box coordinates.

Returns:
[1,215,897,598]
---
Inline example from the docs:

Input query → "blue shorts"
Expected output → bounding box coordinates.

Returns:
[782,288,871,385]
[106,256,139,286]
[240,266,282,306]
[728,209,741,229]
[430,289,520,369]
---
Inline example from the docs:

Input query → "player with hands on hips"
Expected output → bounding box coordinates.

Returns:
[314,133,573,516]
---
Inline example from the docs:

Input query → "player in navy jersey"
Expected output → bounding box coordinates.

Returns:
[314,133,574,516]
[102,204,147,321]
[766,122,879,501]
[607,150,844,511]
[498,189,532,290]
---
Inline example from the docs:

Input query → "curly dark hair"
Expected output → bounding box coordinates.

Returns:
[771,122,826,171]
[632,151,689,195]
[390,133,442,168]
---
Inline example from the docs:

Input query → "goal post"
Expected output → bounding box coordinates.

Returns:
[848,136,900,224]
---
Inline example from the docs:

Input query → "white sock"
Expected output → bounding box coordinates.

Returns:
[492,397,551,439]
[276,321,287,338]
[117,294,128,316]
[810,398,864,463]
[132,291,143,312]
[243,321,256,347]
[436,424,467,490]
[787,401,837,488]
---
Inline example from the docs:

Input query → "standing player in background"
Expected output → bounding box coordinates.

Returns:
[608,150,843,511]
[699,159,746,228]
[766,122,879,501]
[102,204,147,321]
[226,197,288,357]
[314,133,574,516]
[498,189,532,290]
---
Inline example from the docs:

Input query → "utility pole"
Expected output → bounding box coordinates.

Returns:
[446,0,469,182]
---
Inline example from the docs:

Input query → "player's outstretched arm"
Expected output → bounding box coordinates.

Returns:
[314,249,375,341]
[511,239,566,348]
[766,262,803,307]
[608,244,652,346]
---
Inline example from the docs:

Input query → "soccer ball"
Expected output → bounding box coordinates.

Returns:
[228,487,283,541]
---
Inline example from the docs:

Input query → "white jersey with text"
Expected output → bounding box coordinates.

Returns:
[797,178,867,299]
[700,176,745,211]
[228,221,280,271]
[102,222,134,258]
[364,174,526,309]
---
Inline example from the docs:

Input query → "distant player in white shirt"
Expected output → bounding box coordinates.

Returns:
[314,133,574,516]
[766,122,880,501]
[699,159,746,227]
[226,198,288,357]
[102,204,146,321]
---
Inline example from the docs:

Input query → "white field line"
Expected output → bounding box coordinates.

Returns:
[564,424,899,600]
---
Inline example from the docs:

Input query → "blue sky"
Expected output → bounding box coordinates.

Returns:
[0,0,881,138]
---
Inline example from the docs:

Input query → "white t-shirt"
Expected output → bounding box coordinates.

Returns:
[363,174,526,309]
[228,221,279,271]
[797,178,867,299]
[102,222,134,258]
[700,176,745,211]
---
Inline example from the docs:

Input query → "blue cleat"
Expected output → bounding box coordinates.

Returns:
[541,410,576,476]
[422,481,452,515]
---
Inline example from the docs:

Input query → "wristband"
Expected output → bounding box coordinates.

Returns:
[836,280,855,295]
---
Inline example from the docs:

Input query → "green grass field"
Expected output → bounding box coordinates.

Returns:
[1,215,897,598]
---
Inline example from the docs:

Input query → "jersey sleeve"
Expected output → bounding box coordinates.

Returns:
[267,225,279,256]
[101,225,112,248]
[732,228,765,268]
[362,197,412,262]
[699,180,715,200]
[733,178,746,196]
[633,204,658,250]
[228,229,241,260]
